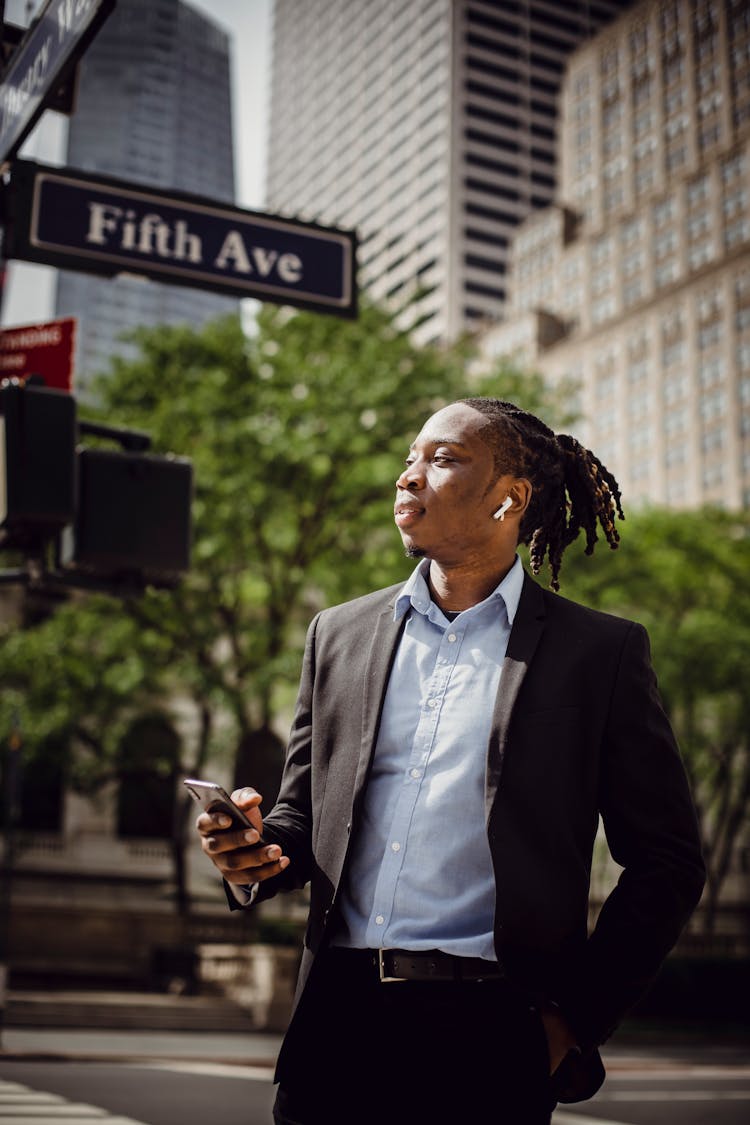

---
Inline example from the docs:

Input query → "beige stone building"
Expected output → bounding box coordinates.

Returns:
[480,0,750,509]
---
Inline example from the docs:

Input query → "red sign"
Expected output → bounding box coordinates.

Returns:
[0,316,76,391]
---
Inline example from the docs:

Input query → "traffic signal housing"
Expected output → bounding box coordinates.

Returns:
[0,379,76,549]
[59,446,192,587]
[0,378,192,591]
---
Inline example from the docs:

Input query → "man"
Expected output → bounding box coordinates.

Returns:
[197,398,705,1124]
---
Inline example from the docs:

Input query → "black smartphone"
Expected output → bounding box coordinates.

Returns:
[183,778,265,840]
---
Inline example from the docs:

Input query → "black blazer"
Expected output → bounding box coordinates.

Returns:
[240,572,705,1101]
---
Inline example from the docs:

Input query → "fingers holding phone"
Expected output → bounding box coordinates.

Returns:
[185,780,290,884]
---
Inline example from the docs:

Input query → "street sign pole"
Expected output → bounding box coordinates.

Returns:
[0,713,22,1048]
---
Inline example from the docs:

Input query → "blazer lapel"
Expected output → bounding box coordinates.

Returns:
[485,574,546,820]
[353,595,407,803]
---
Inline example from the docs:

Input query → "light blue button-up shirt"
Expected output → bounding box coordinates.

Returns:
[335,555,525,960]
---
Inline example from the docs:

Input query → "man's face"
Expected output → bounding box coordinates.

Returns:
[394,402,511,565]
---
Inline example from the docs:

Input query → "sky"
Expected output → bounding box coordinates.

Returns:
[1,0,273,326]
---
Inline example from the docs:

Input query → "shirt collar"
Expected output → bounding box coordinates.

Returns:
[394,554,525,626]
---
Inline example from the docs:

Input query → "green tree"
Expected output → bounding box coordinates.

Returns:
[0,304,574,910]
[560,506,750,934]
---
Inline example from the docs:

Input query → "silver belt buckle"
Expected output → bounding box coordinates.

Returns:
[378,948,406,982]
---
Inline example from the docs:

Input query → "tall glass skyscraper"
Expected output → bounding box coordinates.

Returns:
[265,0,633,345]
[54,0,238,389]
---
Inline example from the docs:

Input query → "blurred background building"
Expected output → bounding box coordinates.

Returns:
[265,0,635,346]
[481,0,750,510]
[53,0,239,391]
[1,0,246,997]
[3,0,748,1008]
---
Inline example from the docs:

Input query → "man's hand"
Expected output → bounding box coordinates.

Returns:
[540,1003,579,1075]
[196,786,290,885]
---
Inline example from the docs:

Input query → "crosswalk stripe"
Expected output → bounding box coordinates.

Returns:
[122,1059,274,1081]
[608,1089,750,1101]
[553,1114,632,1125]
[0,1081,148,1124]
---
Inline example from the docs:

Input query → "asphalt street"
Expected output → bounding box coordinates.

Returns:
[1,1031,748,1125]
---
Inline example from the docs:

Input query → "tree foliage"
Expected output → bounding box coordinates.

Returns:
[559,506,750,932]
[4,304,746,932]
[0,303,571,908]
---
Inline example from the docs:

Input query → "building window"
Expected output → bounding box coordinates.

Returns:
[591,235,614,265]
[666,144,686,172]
[592,294,616,324]
[629,423,653,450]
[699,122,722,150]
[632,79,653,107]
[116,715,180,840]
[665,405,688,435]
[656,260,680,288]
[699,355,725,385]
[666,479,687,504]
[464,280,506,300]
[663,86,686,116]
[592,266,615,296]
[654,228,678,257]
[702,462,725,488]
[624,280,644,307]
[623,247,645,276]
[722,150,748,183]
[698,321,721,351]
[699,388,727,421]
[688,240,715,270]
[688,211,713,239]
[14,734,68,833]
[629,391,651,421]
[723,188,749,219]
[687,174,711,205]
[604,186,625,213]
[663,371,689,404]
[696,286,723,320]
[663,55,685,86]
[627,357,649,383]
[573,70,591,98]
[653,195,677,226]
[662,338,686,367]
[701,427,725,454]
[665,444,688,467]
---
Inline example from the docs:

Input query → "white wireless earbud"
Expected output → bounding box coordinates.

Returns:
[492,496,513,521]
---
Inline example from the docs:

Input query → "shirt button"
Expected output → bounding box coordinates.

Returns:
[447,633,457,643]
[410,768,421,779]
[428,698,438,708]
[375,915,385,925]
[391,841,401,852]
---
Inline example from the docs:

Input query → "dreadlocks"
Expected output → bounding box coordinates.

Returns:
[460,397,624,592]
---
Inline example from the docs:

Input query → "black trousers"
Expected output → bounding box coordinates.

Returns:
[273,948,556,1125]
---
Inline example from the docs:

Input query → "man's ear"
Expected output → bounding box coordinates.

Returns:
[506,478,532,518]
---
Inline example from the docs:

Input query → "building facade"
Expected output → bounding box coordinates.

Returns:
[3,0,243,992]
[481,0,750,510]
[54,0,238,390]
[265,0,633,345]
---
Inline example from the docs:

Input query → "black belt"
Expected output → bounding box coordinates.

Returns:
[330,946,504,983]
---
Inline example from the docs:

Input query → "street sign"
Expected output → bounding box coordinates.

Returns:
[0,316,76,391]
[1,22,79,117]
[4,160,358,317]
[0,0,116,169]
